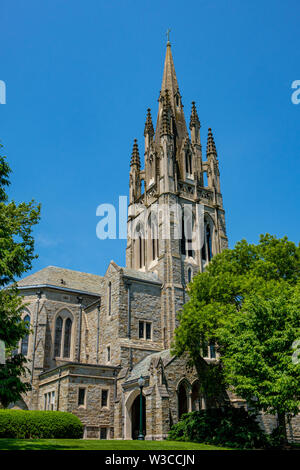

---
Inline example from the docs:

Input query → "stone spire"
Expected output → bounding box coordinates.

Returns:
[144,108,154,137]
[206,128,217,158]
[130,139,141,168]
[189,101,200,130]
[155,41,188,146]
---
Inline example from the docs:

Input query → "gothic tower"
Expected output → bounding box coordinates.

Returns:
[126,40,228,348]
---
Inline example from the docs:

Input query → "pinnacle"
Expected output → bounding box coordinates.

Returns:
[160,89,172,137]
[189,101,200,130]
[206,128,217,157]
[144,108,154,137]
[130,139,141,168]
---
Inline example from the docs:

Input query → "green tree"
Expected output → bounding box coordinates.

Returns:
[172,234,300,444]
[0,144,40,407]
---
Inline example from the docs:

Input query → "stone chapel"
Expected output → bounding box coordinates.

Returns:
[14,40,258,440]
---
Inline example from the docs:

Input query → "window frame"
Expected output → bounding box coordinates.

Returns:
[78,387,87,408]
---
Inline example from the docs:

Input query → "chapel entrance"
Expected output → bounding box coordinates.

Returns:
[131,394,146,439]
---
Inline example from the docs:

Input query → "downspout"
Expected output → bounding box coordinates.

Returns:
[30,290,42,407]
[126,281,133,371]
[127,282,131,339]
[96,299,101,364]
[77,296,83,363]
[56,367,62,410]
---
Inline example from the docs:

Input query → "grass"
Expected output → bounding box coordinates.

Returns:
[0,439,231,451]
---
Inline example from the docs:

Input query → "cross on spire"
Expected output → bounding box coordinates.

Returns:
[166,28,171,45]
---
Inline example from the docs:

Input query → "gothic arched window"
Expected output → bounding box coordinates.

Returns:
[181,210,195,258]
[185,152,192,176]
[187,268,192,283]
[178,382,189,418]
[202,220,213,263]
[21,314,30,356]
[54,316,63,357]
[148,213,159,261]
[63,318,72,358]
[108,282,112,316]
[54,312,73,359]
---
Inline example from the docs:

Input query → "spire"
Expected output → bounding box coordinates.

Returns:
[130,139,141,168]
[189,101,200,130]
[206,128,217,158]
[155,41,188,145]
[144,108,154,137]
[160,41,180,112]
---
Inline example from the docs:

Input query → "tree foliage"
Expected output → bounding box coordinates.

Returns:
[0,143,40,407]
[172,234,300,442]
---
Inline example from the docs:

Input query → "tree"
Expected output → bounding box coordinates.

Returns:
[172,234,300,444]
[0,144,40,407]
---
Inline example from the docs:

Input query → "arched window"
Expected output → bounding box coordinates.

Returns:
[187,268,192,283]
[108,282,112,316]
[54,316,63,357]
[178,382,189,418]
[21,314,30,356]
[181,210,194,258]
[202,220,213,262]
[185,152,192,176]
[206,225,212,261]
[148,213,159,262]
[54,311,73,359]
[135,222,145,269]
[63,318,72,358]
[138,235,143,268]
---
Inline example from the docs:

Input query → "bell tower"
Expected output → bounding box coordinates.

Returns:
[126,39,228,348]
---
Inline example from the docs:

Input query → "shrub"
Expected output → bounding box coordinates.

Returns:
[168,407,269,449]
[0,410,83,439]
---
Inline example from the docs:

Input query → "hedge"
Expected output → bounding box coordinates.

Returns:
[168,407,270,449]
[0,410,83,439]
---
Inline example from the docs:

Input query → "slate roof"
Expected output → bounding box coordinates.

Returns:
[121,267,161,284]
[126,349,173,382]
[17,266,103,294]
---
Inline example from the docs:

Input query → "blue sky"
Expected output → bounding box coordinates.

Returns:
[1,0,299,278]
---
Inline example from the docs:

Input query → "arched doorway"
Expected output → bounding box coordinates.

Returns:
[178,382,189,419]
[131,394,146,440]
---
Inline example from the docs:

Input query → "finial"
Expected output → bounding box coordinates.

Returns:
[166,28,171,46]
[189,101,200,130]
[206,128,217,157]
[130,139,141,168]
[144,108,154,137]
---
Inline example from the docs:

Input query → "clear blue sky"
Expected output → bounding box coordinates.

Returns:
[1,0,299,277]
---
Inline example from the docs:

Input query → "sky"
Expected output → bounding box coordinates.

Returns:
[1,0,299,278]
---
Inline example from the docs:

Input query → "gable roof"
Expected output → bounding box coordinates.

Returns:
[17,266,103,294]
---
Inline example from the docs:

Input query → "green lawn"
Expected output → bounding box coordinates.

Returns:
[0,439,231,451]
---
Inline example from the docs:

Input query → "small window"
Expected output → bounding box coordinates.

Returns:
[146,322,151,340]
[209,343,216,359]
[100,428,107,440]
[101,389,108,407]
[139,321,152,340]
[54,316,63,357]
[21,314,30,356]
[108,282,112,316]
[187,268,192,283]
[107,346,111,362]
[78,388,86,406]
[51,391,55,411]
[139,321,144,339]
